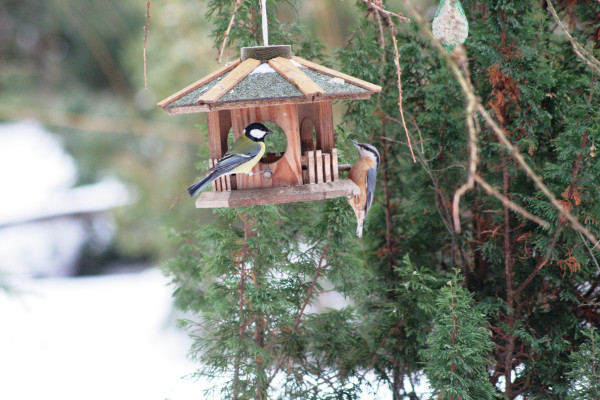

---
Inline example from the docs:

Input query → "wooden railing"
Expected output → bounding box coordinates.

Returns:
[209,148,340,191]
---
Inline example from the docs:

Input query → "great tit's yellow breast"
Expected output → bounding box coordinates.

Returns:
[231,142,266,174]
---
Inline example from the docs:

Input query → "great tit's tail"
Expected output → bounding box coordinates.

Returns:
[187,172,217,197]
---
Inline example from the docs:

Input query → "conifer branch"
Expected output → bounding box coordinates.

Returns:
[233,212,253,400]
[478,105,598,248]
[580,231,600,273]
[218,0,244,65]
[472,175,549,230]
[513,230,560,298]
[365,1,415,162]
[387,17,417,163]
[545,0,600,75]
[266,242,331,387]
[399,0,597,248]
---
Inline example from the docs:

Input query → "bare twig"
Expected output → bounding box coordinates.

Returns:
[478,105,597,248]
[218,0,244,65]
[386,18,417,162]
[579,231,600,272]
[545,0,600,75]
[359,0,410,23]
[399,0,598,248]
[473,175,549,229]
[451,67,479,233]
[355,1,415,162]
[143,0,151,88]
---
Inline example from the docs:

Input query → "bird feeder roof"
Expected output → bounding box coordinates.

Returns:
[158,50,381,114]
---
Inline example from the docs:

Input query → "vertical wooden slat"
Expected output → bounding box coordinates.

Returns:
[317,101,335,154]
[315,150,323,183]
[207,110,232,159]
[209,159,222,191]
[307,150,315,184]
[331,148,339,181]
[323,153,331,183]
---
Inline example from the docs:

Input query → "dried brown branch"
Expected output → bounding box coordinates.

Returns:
[359,1,415,162]
[399,0,597,248]
[477,105,598,248]
[451,67,479,233]
[359,0,410,23]
[580,231,600,272]
[143,1,151,88]
[473,175,549,229]
[218,0,244,65]
[545,0,600,75]
[386,17,417,163]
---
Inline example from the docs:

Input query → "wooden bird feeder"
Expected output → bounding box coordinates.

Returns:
[157,45,381,208]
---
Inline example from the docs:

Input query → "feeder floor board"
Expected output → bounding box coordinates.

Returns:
[194,180,360,208]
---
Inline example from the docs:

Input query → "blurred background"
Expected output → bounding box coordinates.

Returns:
[0,0,433,398]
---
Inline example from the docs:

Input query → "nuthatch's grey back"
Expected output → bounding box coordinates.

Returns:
[347,140,380,238]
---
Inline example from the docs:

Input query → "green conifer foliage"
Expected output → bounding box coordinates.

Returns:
[164,201,369,399]
[566,328,600,400]
[165,0,600,399]
[422,271,498,400]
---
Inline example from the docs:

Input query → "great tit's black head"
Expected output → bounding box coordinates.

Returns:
[244,123,273,142]
[349,139,380,165]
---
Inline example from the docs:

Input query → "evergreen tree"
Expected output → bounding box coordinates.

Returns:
[422,270,498,400]
[566,328,600,400]
[164,1,600,399]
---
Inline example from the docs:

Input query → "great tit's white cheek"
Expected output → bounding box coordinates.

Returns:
[250,129,266,139]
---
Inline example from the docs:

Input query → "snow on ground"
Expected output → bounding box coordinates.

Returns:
[0,121,132,278]
[0,269,204,400]
[0,269,428,400]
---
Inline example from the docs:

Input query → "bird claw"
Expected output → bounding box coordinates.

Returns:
[262,168,273,181]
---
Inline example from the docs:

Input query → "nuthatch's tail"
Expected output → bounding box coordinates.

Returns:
[356,220,364,238]
[187,172,217,197]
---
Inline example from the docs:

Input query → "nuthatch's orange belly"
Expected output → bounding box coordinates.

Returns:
[348,155,376,211]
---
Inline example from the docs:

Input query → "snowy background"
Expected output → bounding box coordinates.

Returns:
[0,122,420,400]
[0,122,202,400]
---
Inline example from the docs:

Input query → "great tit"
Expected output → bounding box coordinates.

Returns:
[187,122,273,197]
[347,139,380,238]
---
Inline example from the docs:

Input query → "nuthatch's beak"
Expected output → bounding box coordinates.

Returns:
[349,139,361,149]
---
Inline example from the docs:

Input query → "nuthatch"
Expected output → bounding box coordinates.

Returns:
[347,139,380,237]
[187,123,273,197]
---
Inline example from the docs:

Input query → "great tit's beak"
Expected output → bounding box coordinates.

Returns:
[267,130,273,135]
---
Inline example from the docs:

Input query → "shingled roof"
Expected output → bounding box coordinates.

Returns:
[157,55,381,115]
